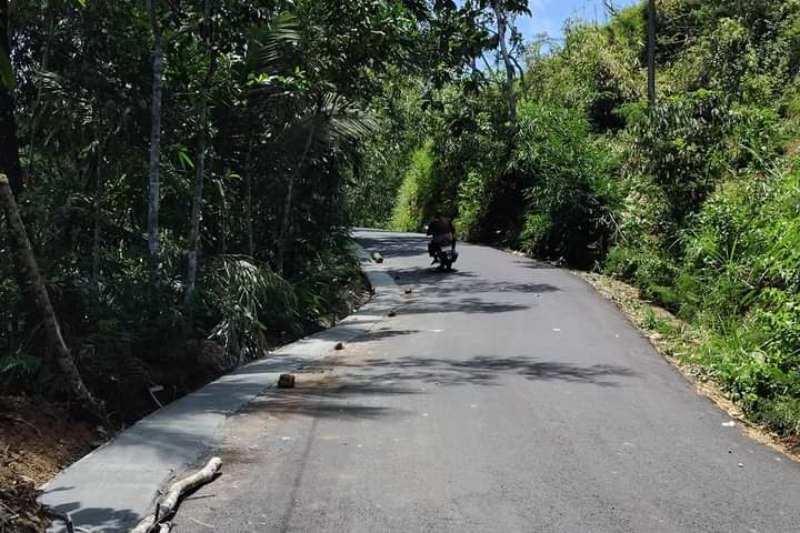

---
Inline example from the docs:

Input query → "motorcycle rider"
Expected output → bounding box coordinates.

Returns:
[426,211,456,264]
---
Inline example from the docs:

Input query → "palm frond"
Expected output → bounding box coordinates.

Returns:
[277,93,378,162]
[246,12,300,75]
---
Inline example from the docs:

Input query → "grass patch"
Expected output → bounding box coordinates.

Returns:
[578,271,800,460]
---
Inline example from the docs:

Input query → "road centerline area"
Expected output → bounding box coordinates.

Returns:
[177,230,800,533]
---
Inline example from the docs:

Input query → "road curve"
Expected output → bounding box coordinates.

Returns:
[179,231,800,533]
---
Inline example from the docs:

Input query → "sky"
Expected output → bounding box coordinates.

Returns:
[515,0,641,44]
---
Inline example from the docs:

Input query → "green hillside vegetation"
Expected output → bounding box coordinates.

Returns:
[0,0,531,423]
[364,0,800,437]
[2,0,799,440]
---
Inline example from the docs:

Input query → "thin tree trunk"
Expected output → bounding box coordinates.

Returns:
[647,0,656,106]
[0,0,22,195]
[185,0,215,304]
[492,2,516,121]
[25,0,55,181]
[184,100,207,303]
[90,130,110,291]
[276,166,298,274]
[277,109,319,274]
[244,136,254,257]
[218,178,227,254]
[91,157,102,290]
[0,174,104,418]
[147,0,163,261]
[1,0,35,328]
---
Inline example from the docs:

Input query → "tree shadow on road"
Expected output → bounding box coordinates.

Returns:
[422,280,561,297]
[512,259,562,271]
[356,235,428,259]
[42,502,141,533]
[353,328,421,342]
[393,298,530,315]
[385,265,560,295]
[333,355,637,389]
[240,395,405,420]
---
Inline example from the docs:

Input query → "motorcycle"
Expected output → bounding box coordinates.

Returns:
[429,241,458,271]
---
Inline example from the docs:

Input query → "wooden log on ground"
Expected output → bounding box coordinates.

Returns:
[130,457,222,533]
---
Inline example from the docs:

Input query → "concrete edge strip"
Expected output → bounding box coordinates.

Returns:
[40,243,402,532]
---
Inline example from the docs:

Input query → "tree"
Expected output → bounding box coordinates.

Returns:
[146,0,164,262]
[490,0,517,120]
[1,174,103,418]
[0,0,527,419]
[185,0,216,303]
[0,0,22,195]
[647,0,656,106]
[459,0,530,122]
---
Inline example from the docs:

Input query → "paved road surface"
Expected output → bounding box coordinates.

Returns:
[178,231,800,533]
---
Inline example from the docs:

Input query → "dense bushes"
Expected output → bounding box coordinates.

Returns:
[0,0,451,419]
[673,171,800,430]
[514,102,619,267]
[390,143,435,232]
[369,1,800,435]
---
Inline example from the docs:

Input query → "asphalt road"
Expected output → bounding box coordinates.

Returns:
[178,230,800,533]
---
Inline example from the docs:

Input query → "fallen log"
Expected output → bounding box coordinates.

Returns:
[130,457,222,533]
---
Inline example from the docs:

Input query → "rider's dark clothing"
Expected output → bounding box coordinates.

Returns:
[427,215,455,257]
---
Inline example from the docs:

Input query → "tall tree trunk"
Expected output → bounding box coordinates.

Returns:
[276,110,320,274]
[244,136,254,257]
[0,0,22,195]
[647,0,656,106]
[184,100,207,303]
[218,178,227,254]
[492,2,516,122]
[147,0,163,261]
[90,137,106,291]
[25,0,55,181]
[185,0,215,304]
[0,174,104,419]
[1,0,34,332]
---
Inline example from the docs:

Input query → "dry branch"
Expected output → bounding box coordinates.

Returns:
[130,457,222,533]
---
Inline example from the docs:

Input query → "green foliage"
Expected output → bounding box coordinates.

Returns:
[527,21,643,132]
[0,51,13,90]
[456,169,488,240]
[346,83,428,227]
[514,102,618,266]
[291,235,363,325]
[2,0,502,407]
[390,142,435,232]
[4,0,800,439]
[0,353,41,391]
[755,396,800,436]
[369,0,800,437]
[202,256,298,360]
[629,91,731,223]
[668,170,800,418]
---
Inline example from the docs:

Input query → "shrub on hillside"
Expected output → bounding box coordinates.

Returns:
[514,102,619,267]
[390,143,435,232]
[456,169,488,241]
[669,169,800,430]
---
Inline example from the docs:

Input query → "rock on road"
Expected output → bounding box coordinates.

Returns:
[178,230,800,533]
